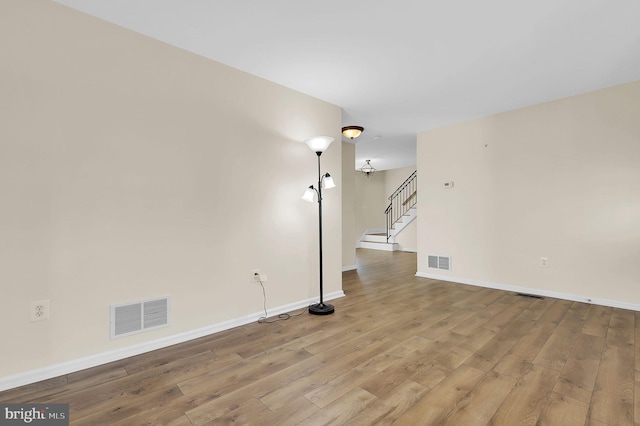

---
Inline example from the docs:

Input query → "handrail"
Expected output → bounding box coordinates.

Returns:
[386,171,417,242]
[402,191,417,206]
[389,171,417,201]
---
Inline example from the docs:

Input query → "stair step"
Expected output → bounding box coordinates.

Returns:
[362,234,388,243]
[388,207,417,237]
[359,241,399,251]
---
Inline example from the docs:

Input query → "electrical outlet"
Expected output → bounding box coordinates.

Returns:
[250,269,268,284]
[30,300,50,322]
[540,257,549,268]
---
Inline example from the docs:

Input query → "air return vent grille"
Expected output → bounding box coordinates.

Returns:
[110,297,170,339]
[427,255,452,271]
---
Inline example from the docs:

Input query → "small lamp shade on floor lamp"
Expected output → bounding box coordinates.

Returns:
[302,136,335,315]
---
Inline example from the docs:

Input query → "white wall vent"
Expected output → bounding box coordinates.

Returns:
[427,255,452,271]
[110,297,171,339]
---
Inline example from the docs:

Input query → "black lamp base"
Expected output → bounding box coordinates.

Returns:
[309,303,335,315]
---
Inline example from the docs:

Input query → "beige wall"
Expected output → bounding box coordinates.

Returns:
[354,170,387,238]
[384,166,416,197]
[417,80,640,307]
[342,142,357,269]
[0,1,342,382]
[395,219,417,252]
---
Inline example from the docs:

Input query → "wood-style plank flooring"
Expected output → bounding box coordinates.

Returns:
[1,249,639,425]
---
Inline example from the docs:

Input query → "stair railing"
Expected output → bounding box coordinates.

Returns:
[385,170,417,242]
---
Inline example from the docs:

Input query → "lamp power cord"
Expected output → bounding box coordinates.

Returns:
[256,277,306,323]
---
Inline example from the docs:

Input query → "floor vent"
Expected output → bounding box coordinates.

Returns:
[427,255,452,271]
[110,297,171,339]
[516,293,545,299]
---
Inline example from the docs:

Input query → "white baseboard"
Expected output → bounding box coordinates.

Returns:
[342,265,357,272]
[415,271,640,312]
[0,291,345,392]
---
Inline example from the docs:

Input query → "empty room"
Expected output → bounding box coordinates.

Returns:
[2,1,640,424]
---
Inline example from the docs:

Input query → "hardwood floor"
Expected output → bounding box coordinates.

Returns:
[2,249,638,425]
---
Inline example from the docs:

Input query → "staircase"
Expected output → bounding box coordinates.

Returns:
[359,231,399,251]
[358,170,417,251]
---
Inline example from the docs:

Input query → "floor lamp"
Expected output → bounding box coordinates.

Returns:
[302,136,336,315]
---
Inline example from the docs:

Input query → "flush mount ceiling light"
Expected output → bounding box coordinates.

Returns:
[342,126,364,140]
[360,159,376,177]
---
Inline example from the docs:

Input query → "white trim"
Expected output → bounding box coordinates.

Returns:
[359,241,398,251]
[356,228,386,248]
[389,207,417,237]
[361,228,386,237]
[0,291,345,392]
[415,271,640,312]
[342,265,357,272]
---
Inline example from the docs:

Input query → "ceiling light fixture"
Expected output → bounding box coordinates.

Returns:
[360,159,376,177]
[342,126,364,140]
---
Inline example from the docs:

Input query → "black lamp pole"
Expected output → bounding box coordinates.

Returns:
[309,151,334,315]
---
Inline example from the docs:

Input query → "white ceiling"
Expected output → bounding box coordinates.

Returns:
[54,0,640,171]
